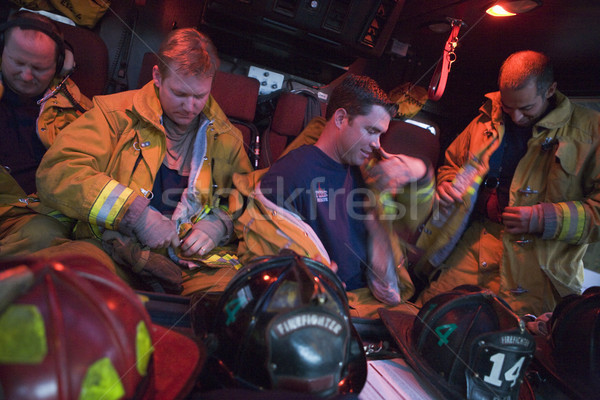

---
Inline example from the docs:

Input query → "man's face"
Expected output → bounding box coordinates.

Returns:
[335,104,391,166]
[500,79,556,127]
[1,27,57,98]
[153,66,212,129]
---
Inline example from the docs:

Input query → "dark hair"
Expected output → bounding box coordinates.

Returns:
[325,74,397,121]
[2,10,65,75]
[157,28,220,79]
[498,50,555,95]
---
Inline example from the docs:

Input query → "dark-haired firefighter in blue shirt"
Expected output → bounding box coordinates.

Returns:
[233,74,435,318]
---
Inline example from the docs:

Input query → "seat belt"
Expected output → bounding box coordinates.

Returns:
[428,19,464,101]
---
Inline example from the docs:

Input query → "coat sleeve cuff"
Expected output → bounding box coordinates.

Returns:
[117,195,150,236]
[541,201,586,243]
[212,207,234,245]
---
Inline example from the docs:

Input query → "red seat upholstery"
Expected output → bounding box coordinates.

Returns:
[136,52,260,166]
[59,22,109,98]
[136,52,158,89]
[380,119,440,169]
[259,91,326,169]
[210,71,260,165]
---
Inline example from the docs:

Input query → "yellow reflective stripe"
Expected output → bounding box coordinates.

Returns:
[0,304,47,364]
[557,201,586,242]
[136,321,154,376]
[415,180,435,202]
[89,223,103,240]
[192,204,212,223]
[47,210,74,224]
[79,357,125,400]
[89,180,134,229]
[557,202,570,240]
[572,201,586,242]
[467,175,483,196]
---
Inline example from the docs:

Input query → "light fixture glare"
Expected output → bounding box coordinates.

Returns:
[486,5,516,16]
[486,0,542,17]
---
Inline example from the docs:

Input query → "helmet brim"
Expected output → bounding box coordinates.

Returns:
[143,323,206,399]
[533,331,596,400]
[378,307,462,400]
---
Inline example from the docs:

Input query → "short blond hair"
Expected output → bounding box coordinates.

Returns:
[157,28,220,79]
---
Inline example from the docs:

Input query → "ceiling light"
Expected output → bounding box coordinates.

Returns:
[486,0,542,17]
[486,5,516,17]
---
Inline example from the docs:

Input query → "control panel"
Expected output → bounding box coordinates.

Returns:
[248,66,285,95]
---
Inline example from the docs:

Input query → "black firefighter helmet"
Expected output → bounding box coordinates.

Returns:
[533,286,600,400]
[379,285,536,400]
[193,252,367,397]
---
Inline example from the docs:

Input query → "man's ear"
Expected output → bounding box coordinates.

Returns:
[545,81,557,99]
[333,108,347,128]
[152,65,162,88]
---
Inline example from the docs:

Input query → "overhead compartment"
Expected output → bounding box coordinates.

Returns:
[200,0,405,83]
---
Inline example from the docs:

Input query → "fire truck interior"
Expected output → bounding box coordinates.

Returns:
[1,0,600,399]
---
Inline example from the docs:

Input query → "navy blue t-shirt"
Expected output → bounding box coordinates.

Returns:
[150,163,188,217]
[260,145,369,290]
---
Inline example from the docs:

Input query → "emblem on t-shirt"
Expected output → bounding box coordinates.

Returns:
[315,183,328,203]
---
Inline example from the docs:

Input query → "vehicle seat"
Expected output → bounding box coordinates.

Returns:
[380,119,440,169]
[58,21,109,98]
[259,91,326,169]
[210,71,260,167]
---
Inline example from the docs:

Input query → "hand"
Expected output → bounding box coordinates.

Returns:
[180,227,217,257]
[502,205,544,234]
[436,181,463,215]
[180,212,228,257]
[132,206,180,249]
[366,151,426,193]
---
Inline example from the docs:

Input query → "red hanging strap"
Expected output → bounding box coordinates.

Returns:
[428,19,464,101]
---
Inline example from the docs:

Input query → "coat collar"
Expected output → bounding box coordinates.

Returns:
[483,89,574,132]
[132,81,235,137]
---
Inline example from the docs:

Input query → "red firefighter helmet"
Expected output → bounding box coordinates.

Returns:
[0,254,204,400]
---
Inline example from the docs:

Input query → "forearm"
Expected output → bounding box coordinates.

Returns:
[36,104,128,228]
[390,166,435,231]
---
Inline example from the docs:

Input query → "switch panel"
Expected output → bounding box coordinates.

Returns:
[248,66,285,95]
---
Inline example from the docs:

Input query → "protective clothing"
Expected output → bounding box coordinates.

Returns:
[0,75,92,256]
[0,75,92,218]
[36,81,253,241]
[417,90,600,315]
[234,117,435,311]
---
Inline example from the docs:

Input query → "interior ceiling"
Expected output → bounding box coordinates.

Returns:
[386,0,600,115]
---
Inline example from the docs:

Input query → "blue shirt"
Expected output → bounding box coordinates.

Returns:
[261,145,368,290]
[150,163,188,217]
